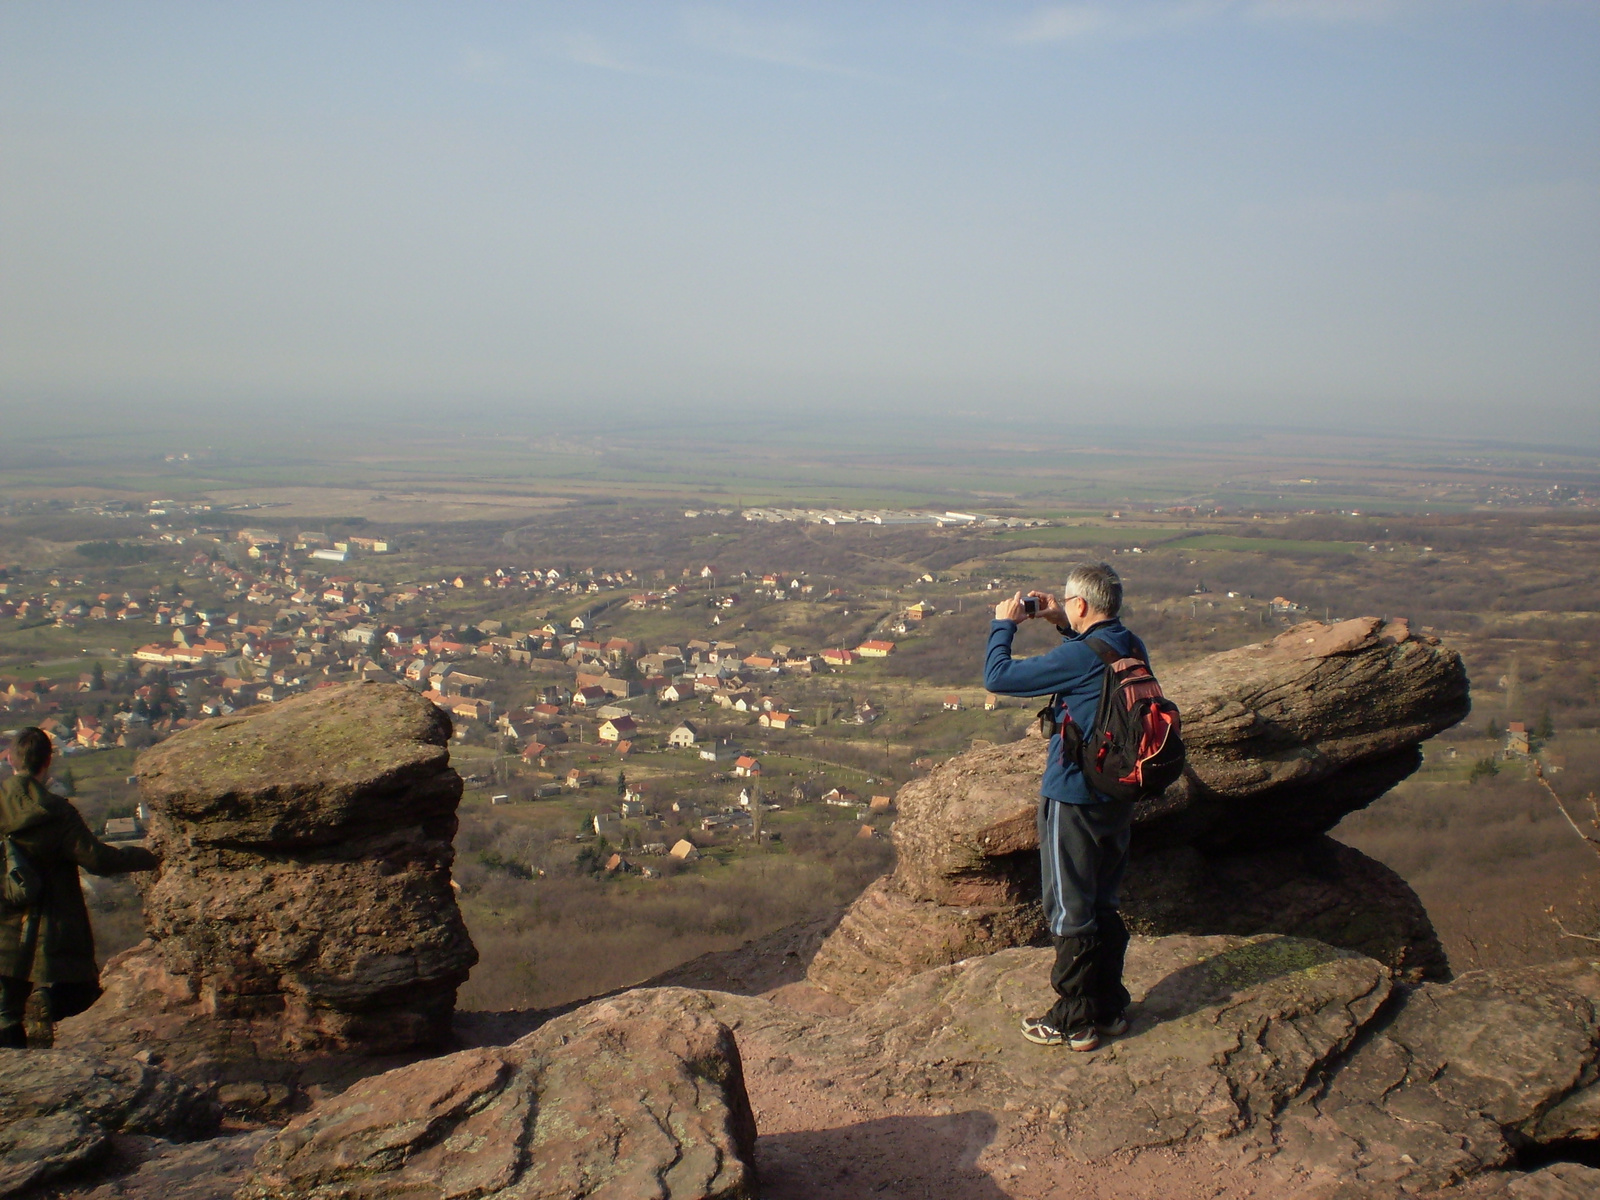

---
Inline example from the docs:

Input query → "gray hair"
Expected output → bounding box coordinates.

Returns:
[1065,562,1122,618]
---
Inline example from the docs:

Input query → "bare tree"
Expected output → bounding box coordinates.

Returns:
[1535,763,1600,945]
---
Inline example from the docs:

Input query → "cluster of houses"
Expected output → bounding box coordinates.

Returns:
[0,669,206,751]
[0,578,171,626]
[0,530,939,770]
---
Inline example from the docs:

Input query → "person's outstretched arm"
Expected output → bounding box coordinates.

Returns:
[985,593,1100,697]
[58,801,158,875]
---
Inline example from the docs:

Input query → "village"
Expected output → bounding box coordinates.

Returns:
[0,512,1049,891]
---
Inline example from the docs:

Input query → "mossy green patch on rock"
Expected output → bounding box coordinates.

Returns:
[133,682,461,848]
[139,682,449,799]
[1198,935,1346,993]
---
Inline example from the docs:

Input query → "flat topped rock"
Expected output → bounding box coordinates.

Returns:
[136,682,458,846]
[61,681,476,1085]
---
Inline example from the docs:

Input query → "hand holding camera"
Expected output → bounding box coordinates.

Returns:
[994,590,1068,626]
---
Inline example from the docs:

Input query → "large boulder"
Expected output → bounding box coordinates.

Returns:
[134,681,465,848]
[889,618,1468,904]
[0,1047,218,1198]
[809,619,1466,1000]
[240,988,758,1200]
[56,683,478,1114]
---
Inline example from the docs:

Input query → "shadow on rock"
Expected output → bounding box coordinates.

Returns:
[757,1111,1006,1200]
[1137,934,1363,1030]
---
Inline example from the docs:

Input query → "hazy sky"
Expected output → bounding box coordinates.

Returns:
[2,2,1597,440]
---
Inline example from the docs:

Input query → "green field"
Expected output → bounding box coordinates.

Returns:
[1159,533,1371,555]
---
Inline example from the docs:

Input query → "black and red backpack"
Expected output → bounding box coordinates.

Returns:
[1057,639,1185,802]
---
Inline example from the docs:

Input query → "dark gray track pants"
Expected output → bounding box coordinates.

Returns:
[1037,795,1135,1031]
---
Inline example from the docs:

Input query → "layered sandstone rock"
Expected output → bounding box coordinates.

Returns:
[26,936,1600,1198]
[241,988,758,1200]
[805,877,1047,1006]
[1148,615,1470,849]
[57,683,478,1110]
[810,618,1467,999]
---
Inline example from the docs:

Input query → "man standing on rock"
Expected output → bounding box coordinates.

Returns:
[1,727,158,1048]
[985,563,1144,1052]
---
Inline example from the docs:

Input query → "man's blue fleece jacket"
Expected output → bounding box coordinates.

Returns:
[984,617,1148,805]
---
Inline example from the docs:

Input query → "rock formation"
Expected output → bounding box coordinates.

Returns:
[0,1047,219,1197]
[810,618,1468,1002]
[240,988,758,1200]
[709,935,1600,1194]
[56,683,478,1111]
[1282,957,1600,1191]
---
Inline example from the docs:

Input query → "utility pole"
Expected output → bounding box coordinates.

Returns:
[749,778,762,844]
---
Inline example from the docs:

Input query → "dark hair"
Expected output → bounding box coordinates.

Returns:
[11,727,53,776]
[1064,562,1123,618]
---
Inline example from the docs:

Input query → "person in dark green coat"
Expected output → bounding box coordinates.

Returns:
[1,727,158,1047]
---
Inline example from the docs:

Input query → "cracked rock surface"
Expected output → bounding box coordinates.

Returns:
[727,935,1392,1160]
[1280,958,1600,1191]
[719,938,1600,1193]
[239,987,758,1200]
[0,1047,218,1198]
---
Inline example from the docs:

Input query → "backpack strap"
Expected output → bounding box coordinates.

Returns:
[1084,636,1148,668]
[1056,638,1119,770]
